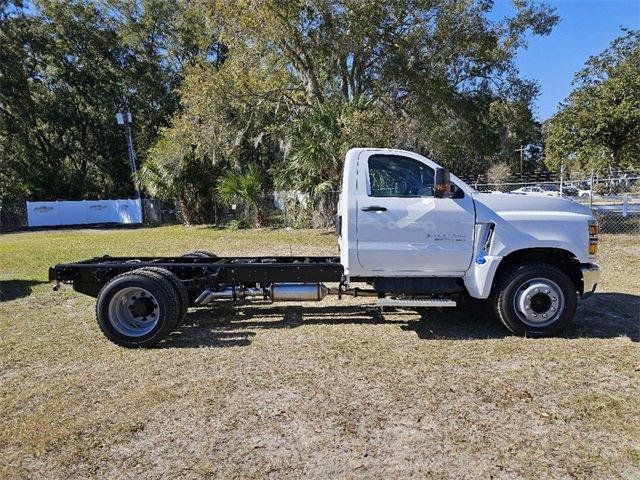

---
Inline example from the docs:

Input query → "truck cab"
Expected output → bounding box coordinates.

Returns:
[338,148,599,334]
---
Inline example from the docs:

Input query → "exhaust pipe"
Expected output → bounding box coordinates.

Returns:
[195,287,263,305]
[270,283,329,302]
[196,283,331,305]
[195,283,379,306]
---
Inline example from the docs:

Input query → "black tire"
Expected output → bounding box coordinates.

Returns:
[492,262,577,337]
[182,250,217,258]
[96,271,180,348]
[136,267,189,326]
[129,269,181,321]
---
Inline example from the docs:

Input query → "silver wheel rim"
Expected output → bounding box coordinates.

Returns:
[513,277,564,327]
[108,287,159,337]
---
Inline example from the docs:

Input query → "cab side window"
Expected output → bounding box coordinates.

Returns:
[368,155,435,197]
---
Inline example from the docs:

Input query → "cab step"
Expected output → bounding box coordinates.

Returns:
[377,298,457,308]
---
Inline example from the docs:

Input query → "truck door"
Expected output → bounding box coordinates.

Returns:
[356,152,475,275]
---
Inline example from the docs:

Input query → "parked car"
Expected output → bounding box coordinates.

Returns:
[561,185,579,196]
[567,181,593,198]
[511,185,561,197]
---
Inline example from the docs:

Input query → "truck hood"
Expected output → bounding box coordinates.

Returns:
[472,192,593,218]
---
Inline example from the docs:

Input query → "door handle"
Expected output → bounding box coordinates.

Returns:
[361,205,387,212]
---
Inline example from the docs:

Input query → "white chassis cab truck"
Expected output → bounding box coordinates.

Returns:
[50,148,600,347]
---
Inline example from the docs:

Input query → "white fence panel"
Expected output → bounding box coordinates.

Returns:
[59,201,89,225]
[26,199,141,227]
[26,202,60,226]
[115,199,142,223]
[84,200,117,224]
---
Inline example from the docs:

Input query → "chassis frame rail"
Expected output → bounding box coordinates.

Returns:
[50,256,344,297]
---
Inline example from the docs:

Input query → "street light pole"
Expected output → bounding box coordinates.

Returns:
[116,105,141,199]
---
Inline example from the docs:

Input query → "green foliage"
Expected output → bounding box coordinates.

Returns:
[146,0,556,224]
[545,30,640,171]
[0,0,187,203]
[2,0,564,226]
[281,197,314,229]
[285,99,356,197]
[216,165,265,227]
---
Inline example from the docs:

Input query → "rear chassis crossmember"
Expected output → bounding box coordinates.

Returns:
[49,255,344,299]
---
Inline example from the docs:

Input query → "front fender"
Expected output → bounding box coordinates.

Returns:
[463,205,591,299]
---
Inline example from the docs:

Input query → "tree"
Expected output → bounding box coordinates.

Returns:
[1,0,559,226]
[147,0,556,224]
[140,37,288,222]
[0,0,185,203]
[486,162,512,185]
[227,0,554,177]
[545,29,640,171]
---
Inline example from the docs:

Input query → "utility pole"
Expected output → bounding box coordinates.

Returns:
[116,103,141,199]
[589,170,594,210]
[515,145,526,176]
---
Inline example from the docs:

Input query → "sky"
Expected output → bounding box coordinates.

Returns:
[492,0,640,121]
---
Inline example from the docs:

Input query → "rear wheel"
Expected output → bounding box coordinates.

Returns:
[136,267,189,326]
[96,271,180,347]
[182,250,217,258]
[492,262,577,336]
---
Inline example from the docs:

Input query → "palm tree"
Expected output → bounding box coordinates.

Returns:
[216,164,265,227]
[139,138,221,225]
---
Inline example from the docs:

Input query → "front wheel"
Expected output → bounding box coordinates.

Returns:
[492,262,577,336]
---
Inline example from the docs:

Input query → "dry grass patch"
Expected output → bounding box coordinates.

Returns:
[1,227,638,479]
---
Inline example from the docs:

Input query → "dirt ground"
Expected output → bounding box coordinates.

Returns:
[0,226,638,479]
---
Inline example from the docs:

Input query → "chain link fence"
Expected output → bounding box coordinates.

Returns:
[473,176,640,235]
[142,199,184,225]
[0,198,27,233]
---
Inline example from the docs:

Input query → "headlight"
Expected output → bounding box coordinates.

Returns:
[589,221,599,255]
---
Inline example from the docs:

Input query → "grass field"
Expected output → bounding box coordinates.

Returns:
[1,226,639,479]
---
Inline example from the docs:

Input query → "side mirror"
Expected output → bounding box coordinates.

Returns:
[434,167,451,198]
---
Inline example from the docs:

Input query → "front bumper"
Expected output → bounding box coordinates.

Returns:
[580,263,600,297]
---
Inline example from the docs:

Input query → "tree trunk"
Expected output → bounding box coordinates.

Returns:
[611,147,621,170]
[177,193,194,225]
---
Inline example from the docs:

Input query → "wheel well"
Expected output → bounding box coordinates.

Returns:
[491,248,583,296]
